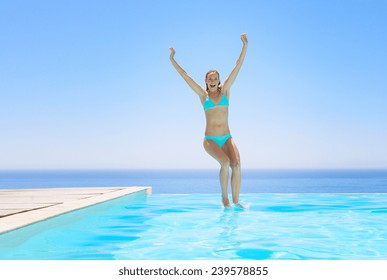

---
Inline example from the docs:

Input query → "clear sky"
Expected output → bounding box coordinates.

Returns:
[1,0,386,170]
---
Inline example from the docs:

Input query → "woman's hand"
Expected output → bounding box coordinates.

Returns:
[169,47,176,60]
[241,33,248,45]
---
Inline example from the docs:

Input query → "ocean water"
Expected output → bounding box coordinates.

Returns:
[0,169,387,193]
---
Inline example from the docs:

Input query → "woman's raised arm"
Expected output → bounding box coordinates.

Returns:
[169,47,206,98]
[222,33,248,94]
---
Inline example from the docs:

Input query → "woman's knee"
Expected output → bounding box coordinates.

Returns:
[230,158,241,169]
[220,158,231,169]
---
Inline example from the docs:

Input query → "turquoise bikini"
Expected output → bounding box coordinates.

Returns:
[204,134,232,148]
[203,93,232,148]
[203,94,229,111]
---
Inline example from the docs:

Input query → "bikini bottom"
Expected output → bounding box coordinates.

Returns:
[204,134,232,148]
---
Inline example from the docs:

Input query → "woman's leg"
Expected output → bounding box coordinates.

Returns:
[222,138,241,205]
[203,139,231,207]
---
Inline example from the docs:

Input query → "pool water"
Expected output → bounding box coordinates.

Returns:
[1,192,387,260]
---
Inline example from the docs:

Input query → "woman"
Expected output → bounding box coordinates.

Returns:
[169,33,248,208]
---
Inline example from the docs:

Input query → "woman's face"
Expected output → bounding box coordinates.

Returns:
[206,72,220,92]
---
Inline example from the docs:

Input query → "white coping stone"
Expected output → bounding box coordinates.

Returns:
[0,186,152,234]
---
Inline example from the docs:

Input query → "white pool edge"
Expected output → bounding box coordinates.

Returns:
[0,186,152,234]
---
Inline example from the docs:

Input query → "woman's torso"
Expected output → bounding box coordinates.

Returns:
[201,91,230,136]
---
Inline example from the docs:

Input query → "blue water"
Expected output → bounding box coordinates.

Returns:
[1,169,387,260]
[1,192,387,260]
[1,169,387,193]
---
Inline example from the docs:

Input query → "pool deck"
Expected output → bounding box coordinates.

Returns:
[0,186,152,234]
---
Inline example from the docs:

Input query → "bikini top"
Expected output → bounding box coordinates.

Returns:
[203,93,229,111]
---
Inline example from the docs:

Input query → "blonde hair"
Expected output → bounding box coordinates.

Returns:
[205,70,221,93]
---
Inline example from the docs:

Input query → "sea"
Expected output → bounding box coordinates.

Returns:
[1,169,387,193]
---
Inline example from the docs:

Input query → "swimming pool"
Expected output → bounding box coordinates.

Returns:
[1,192,387,260]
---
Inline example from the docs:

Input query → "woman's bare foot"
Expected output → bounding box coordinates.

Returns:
[234,203,247,209]
[223,197,231,207]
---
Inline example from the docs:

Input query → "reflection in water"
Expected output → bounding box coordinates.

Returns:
[214,208,242,253]
[214,207,274,259]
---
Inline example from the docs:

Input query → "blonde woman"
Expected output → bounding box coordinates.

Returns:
[169,34,248,208]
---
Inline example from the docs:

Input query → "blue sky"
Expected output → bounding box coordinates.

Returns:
[1,0,386,169]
